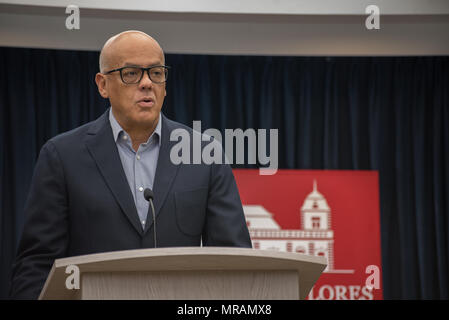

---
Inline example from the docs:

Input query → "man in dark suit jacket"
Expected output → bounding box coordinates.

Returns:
[10,31,251,299]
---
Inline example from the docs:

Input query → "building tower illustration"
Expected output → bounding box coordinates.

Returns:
[244,180,335,272]
[300,180,334,271]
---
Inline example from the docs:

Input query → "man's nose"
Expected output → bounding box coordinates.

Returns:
[138,70,153,89]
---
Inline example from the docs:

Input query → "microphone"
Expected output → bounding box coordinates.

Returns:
[143,188,157,248]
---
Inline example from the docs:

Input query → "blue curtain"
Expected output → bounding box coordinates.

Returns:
[1,47,448,299]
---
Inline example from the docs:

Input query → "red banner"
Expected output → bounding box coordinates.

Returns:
[233,169,383,300]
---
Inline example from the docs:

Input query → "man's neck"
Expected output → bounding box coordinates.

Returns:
[126,122,157,152]
[112,110,159,152]
[129,131,151,151]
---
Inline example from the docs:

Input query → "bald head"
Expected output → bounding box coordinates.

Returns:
[99,30,164,73]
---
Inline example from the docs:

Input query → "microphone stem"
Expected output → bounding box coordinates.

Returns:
[149,198,157,248]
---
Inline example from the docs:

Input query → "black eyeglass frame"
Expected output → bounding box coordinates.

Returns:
[103,65,170,84]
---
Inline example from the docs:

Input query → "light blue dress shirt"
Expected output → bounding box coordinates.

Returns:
[109,109,161,229]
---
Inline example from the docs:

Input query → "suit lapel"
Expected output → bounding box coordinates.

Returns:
[144,114,180,234]
[84,110,143,236]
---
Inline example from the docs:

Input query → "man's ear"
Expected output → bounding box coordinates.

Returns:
[95,73,109,98]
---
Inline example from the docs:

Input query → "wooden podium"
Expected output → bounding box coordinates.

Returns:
[39,247,326,300]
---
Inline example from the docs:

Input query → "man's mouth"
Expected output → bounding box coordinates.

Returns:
[137,97,154,107]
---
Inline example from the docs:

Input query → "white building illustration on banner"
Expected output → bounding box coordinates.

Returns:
[244,180,353,273]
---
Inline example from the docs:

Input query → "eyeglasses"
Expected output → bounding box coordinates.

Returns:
[103,65,170,84]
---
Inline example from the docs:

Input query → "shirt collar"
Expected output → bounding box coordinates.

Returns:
[109,108,162,146]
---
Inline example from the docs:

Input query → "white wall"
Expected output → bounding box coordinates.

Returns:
[0,0,448,55]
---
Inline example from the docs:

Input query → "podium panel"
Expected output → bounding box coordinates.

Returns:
[81,270,299,300]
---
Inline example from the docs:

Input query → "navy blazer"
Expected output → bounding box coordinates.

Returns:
[10,109,251,299]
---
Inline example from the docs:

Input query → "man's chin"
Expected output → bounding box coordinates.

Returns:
[132,112,159,127]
